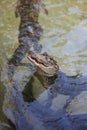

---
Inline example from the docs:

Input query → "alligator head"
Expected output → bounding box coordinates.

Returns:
[27,51,59,88]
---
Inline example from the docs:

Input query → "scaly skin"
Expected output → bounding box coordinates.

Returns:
[27,51,59,88]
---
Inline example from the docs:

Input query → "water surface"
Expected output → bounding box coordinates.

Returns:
[0,0,87,130]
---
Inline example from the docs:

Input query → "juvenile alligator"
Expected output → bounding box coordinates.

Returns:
[27,51,59,88]
[22,51,59,102]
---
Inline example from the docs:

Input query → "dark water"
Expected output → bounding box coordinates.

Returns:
[0,0,87,130]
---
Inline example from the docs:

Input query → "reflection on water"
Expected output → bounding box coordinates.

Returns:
[40,0,87,75]
[0,0,87,130]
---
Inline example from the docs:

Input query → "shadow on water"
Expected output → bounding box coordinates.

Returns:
[0,0,87,130]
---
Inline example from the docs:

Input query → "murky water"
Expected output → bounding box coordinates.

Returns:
[0,0,87,130]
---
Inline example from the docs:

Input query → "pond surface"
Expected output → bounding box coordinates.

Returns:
[0,0,87,130]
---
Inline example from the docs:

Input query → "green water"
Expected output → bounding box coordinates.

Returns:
[0,0,87,75]
[0,0,87,127]
[39,0,87,75]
